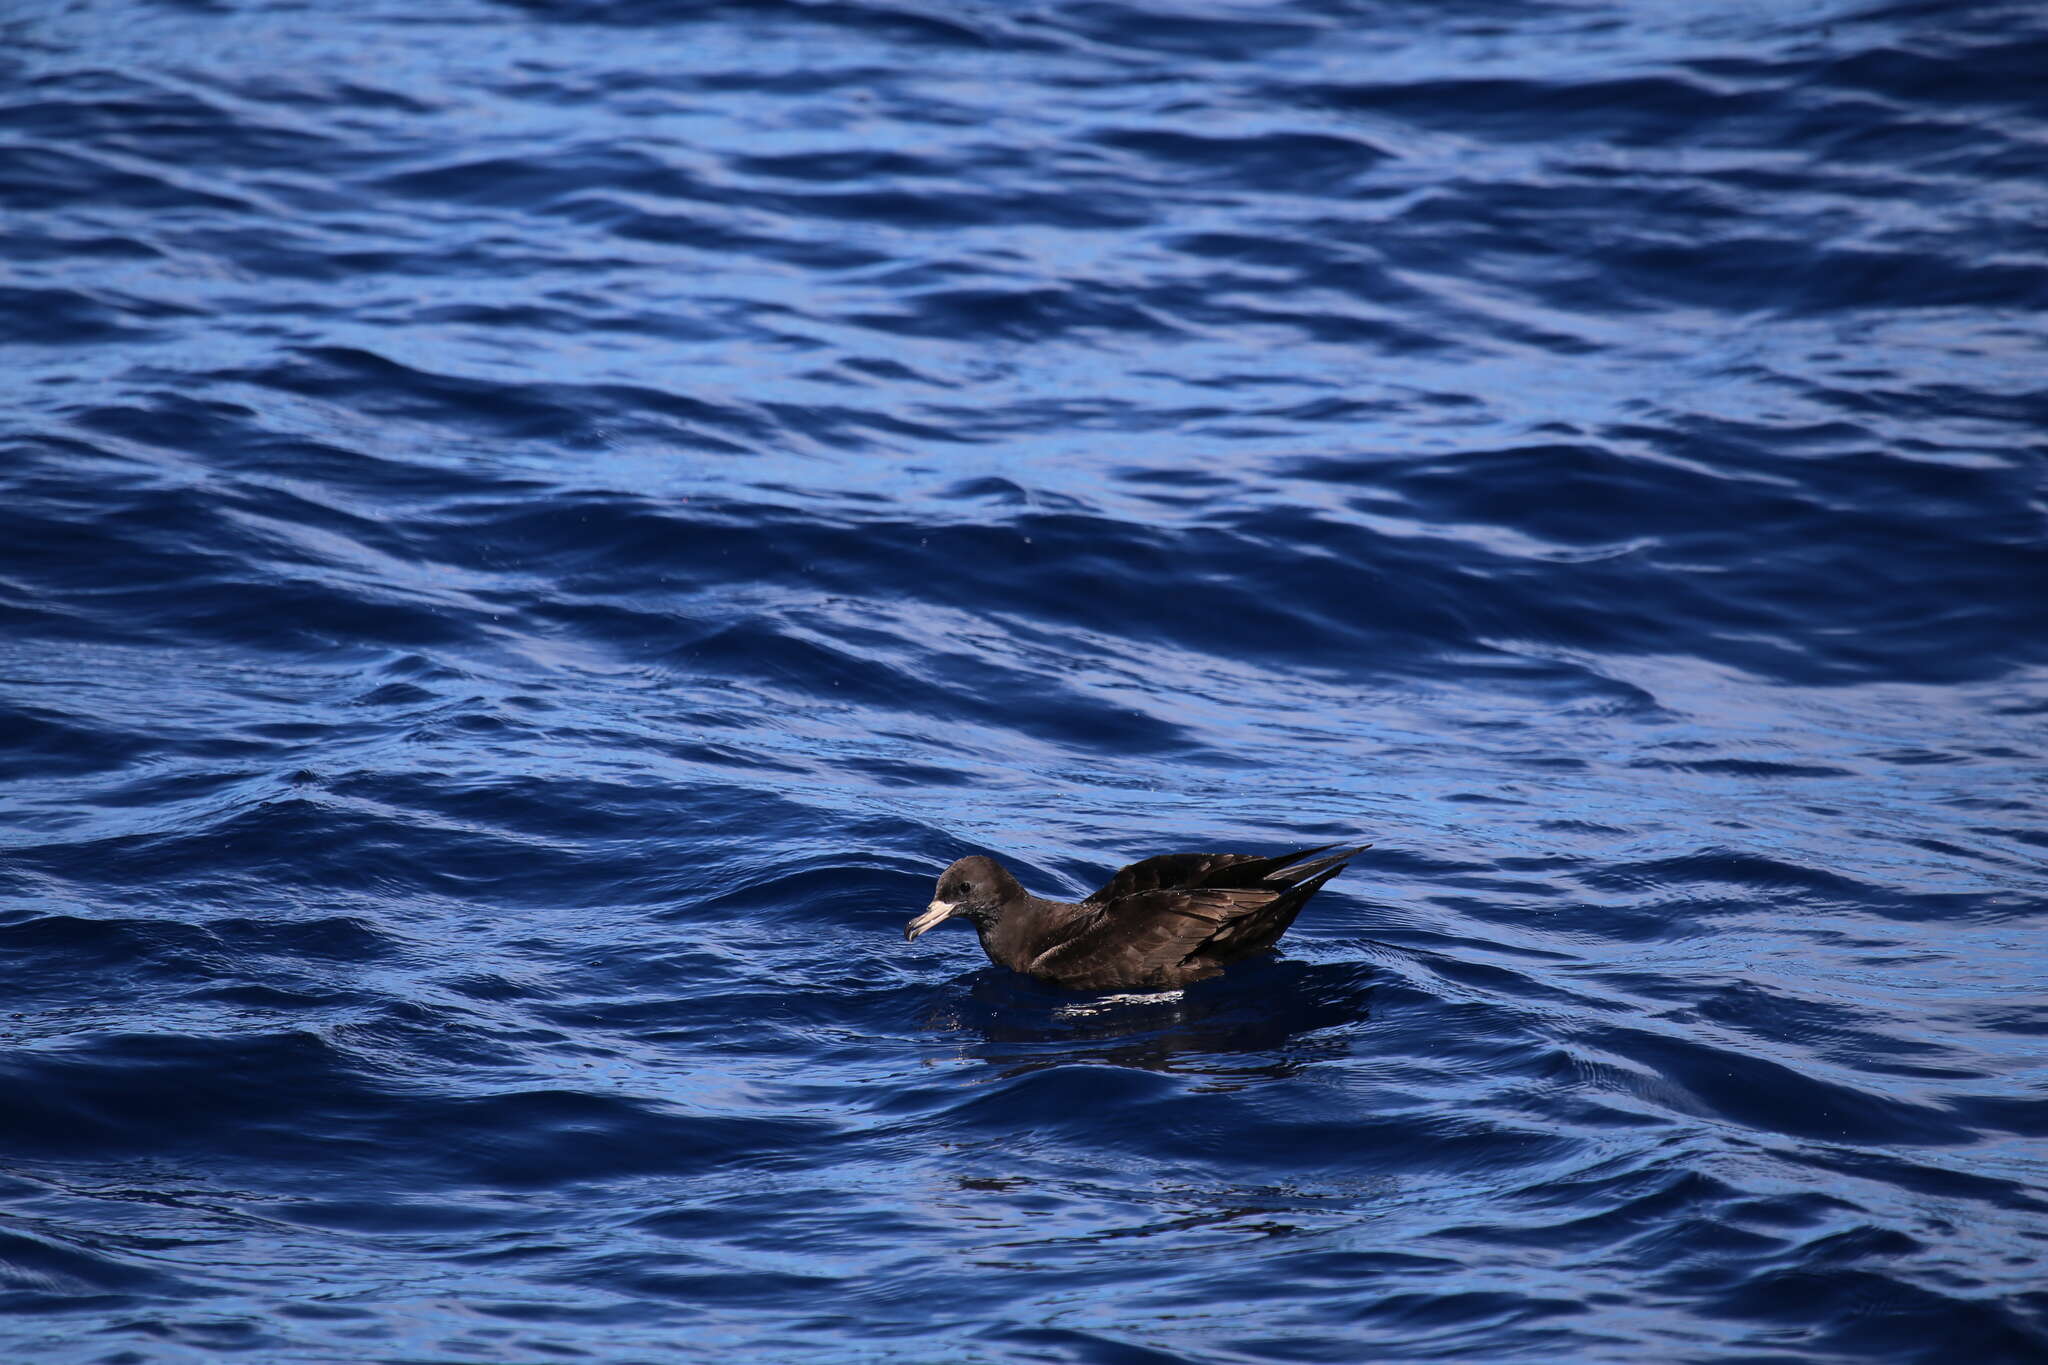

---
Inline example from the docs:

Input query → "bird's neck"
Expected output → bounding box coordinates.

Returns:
[974,893,1058,973]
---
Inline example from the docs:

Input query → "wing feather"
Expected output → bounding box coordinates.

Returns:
[1031,845,1369,989]
[1081,844,1351,904]
[1025,887,1281,988]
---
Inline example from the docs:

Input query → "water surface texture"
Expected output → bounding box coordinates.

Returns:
[3,0,2046,1361]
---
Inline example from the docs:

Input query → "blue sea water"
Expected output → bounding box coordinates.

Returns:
[3,0,2047,1360]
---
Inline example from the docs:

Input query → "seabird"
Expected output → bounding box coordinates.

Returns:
[903,843,1369,991]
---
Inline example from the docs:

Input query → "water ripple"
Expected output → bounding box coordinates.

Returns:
[3,0,2045,1360]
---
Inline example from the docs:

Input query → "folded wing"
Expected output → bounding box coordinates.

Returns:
[1034,845,1367,990]
[1081,843,1357,904]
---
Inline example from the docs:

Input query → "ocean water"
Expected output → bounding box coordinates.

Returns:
[2,0,2045,1360]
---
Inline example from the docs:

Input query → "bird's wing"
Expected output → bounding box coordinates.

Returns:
[1081,844,1346,904]
[1024,886,1285,989]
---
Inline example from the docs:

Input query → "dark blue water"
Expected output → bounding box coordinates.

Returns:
[4,0,2047,1360]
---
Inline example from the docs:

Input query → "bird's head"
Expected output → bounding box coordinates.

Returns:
[904,855,1016,941]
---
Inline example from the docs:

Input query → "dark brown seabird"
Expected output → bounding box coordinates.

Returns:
[903,843,1369,991]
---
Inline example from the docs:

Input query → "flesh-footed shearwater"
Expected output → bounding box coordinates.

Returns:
[903,843,1369,991]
